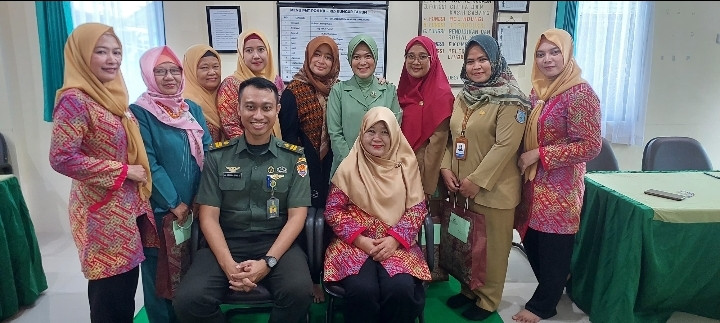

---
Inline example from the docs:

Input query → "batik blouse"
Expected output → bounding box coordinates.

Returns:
[516,83,601,235]
[49,89,156,280]
[323,185,432,282]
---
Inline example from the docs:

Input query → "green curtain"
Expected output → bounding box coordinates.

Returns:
[555,1,578,43]
[35,1,73,122]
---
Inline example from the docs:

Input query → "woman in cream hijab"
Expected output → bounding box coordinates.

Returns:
[323,106,431,323]
[514,28,601,323]
[217,29,283,140]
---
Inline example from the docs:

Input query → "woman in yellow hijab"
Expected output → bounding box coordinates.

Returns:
[217,29,284,140]
[183,44,225,142]
[49,22,155,322]
[513,28,602,323]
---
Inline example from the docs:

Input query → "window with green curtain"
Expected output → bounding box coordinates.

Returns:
[555,1,578,44]
[36,1,73,122]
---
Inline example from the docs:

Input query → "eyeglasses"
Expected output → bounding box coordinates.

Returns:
[153,68,182,76]
[405,54,429,62]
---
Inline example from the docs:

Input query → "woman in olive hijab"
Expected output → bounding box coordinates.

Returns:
[326,34,402,180]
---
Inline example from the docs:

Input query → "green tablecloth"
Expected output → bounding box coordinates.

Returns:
[0,175,48,321]
[570,171,720,323]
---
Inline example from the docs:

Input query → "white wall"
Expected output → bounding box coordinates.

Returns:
[161,1,555,96]
[1,1,718,234]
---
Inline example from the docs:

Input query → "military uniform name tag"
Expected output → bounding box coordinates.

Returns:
[455,137,468,160]
[223,171,242,178]
[224,166,242,178]
[267,197,279,219]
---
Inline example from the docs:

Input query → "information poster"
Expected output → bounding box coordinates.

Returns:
[278,6,388,82]
[497,22,528,65]
[206,6,241,53]
[420,1,497,85]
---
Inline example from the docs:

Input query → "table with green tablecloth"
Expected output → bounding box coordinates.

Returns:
[0,174,47,321]
[570,171,720,323]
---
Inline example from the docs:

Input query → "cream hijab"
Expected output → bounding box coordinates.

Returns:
[523,28,586,182]
[56,22,152,199]
[331,106,425,226]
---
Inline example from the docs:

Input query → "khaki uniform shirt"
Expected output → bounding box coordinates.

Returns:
[195,136,311,238]
[441,94,527,210]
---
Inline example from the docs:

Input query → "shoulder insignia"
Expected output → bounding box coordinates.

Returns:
[277,141,304,154]
[210,140,232,151]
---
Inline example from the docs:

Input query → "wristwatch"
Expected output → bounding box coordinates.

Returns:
[262,256,278,269]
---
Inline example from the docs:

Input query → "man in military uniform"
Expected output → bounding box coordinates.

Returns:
[174,77,312,323]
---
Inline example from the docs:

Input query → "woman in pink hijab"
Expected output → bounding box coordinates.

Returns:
[129,45,212,323]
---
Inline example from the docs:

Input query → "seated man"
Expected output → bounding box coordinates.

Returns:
[173,77,312,323]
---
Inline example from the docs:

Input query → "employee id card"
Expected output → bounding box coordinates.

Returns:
[455,137,468,160]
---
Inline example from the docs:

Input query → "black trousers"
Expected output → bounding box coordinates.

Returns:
[522,227,575,319]
[341,258,425,323]
[173,239,312,323]
[87,266,139,323]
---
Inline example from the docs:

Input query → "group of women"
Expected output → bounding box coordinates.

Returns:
[49,20,600,323]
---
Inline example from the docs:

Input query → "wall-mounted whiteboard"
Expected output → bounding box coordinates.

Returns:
[277,3,388,82]
[419,1,498,85]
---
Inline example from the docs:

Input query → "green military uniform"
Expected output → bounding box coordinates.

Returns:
[174,135,313,323]
[195,136,311,238]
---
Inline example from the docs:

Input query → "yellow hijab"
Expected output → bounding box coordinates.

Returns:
[183,44,222,131]
[331,107,425,226]
[56,22,151,199]
[523,28,586,182]
[233,29,277,82]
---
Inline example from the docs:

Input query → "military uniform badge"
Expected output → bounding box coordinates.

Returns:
[516,109,527,124]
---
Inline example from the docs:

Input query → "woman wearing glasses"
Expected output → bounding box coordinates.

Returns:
[129,45,212,323]
[397,35,454,227]
[327,34,402,179]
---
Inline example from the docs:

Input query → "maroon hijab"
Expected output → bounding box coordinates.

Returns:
[397,36,454,151]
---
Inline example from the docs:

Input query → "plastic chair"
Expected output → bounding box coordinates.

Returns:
[641,136,713,171]
[315,208,434,323]
[189,207,317,322]
[0,132,12,174]
[586,137,620,171]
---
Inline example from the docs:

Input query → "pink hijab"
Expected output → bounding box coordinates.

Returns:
[134,45,205,169]
[397,36,454,151]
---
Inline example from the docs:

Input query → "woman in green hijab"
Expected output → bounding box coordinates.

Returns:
[326,34,402,179]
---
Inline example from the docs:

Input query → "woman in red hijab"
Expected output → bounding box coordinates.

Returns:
[397,35,454,200]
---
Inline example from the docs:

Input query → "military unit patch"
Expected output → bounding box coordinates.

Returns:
[296,157,308,178]
[296,163,308,177]
[516,109,527,124]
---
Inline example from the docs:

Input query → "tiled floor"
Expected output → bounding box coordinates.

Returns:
[6,231,719,323]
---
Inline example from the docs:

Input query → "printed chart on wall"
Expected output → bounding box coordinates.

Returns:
[277,2,388,82]
[419,1,497,85]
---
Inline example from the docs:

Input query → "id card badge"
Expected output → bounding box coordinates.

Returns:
[455,136,468,160]
[267,197,279,219]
